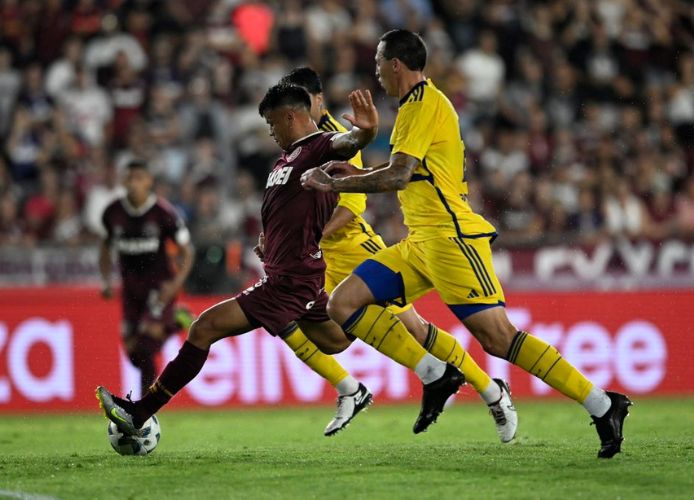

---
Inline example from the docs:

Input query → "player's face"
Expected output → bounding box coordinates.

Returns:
[124,168,153,202]
[375,42,397,96]
[264,108,293,150]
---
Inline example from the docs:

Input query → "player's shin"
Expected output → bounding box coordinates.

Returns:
[424,324,500,403]
[507,330,610,416]
[135,340,209,423]
[342,305,444,383]
[281,325,358,395]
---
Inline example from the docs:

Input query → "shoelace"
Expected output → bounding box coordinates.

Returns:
[488,401,507,425]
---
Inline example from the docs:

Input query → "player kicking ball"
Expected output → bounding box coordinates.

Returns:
[301,30,631,458]
[97,83,463,438]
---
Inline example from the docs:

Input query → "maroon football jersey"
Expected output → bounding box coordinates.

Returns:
[102,195,190,299]
[262,131,340,277]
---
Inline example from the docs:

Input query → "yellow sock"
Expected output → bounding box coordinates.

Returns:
[507,331,593,402]
[282,326,349,387]
[424,324,492,393]
[343,305,427,370]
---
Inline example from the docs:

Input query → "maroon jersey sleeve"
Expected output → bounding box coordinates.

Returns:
[156,198,190,246]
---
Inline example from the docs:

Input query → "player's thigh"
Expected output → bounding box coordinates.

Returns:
[424,236,507,325]
[347,239,432,307]
[188,298,253,348]
[296,319,352,354]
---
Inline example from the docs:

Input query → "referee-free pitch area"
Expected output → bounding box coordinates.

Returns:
[1,398,692,499]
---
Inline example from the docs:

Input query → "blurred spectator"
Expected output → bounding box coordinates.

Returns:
[58,66,112,147]
[456,30,505,110]
[46,36,84,98]
[0,0,694,274]
[0,47,20,137]
[604,179,650,238]
[52,190,83,245]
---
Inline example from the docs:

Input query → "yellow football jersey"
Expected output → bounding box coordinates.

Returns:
[318,110,375,249]
[390,79,496,241]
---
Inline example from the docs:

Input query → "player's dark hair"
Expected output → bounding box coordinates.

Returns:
[125,159,149,171]
[379,29,427,71]
[279,67,323,95]
[258,83,311,116]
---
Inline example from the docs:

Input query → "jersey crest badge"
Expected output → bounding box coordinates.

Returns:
[286,146,302,162]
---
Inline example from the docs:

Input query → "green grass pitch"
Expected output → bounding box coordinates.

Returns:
[1,398,693,499]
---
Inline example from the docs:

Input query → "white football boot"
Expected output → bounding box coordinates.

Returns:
[488,378,518,443]
[324,383,373,436]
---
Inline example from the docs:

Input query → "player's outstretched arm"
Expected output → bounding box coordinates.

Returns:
[330,89,378,159]
[301,153,418,193]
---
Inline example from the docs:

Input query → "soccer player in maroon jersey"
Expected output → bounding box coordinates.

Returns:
[100,160,194,397]
[97,83,462,436]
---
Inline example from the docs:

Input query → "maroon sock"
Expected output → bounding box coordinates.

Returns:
[135,341,208,424]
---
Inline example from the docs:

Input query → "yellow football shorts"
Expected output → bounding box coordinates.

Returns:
[323,233,412,315]
[352,235,505,320]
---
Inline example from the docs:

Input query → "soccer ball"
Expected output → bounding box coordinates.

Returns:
[107,415,161,456]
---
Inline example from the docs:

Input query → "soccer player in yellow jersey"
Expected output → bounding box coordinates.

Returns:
[280,67,517,441]
[302,30,632,458]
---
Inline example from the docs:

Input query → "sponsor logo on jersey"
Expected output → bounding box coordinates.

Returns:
[305,300,315,310]
[265,166,294,188]
[116,237,160,255]
[309,250,322,259]
[286,146,302,162]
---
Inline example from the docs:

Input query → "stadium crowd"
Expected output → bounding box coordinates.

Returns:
[2,0,694,268]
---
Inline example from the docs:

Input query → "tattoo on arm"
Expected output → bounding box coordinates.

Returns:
[332,153,419,193]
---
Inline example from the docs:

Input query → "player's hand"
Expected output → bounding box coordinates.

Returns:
[101,284,113,299]
[342,89,378,132]
[301,167,334,192]
[253,232,265,261]
[322,160,362,178]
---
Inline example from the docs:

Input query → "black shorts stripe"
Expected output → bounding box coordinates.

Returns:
[460,239,496,295]
[465,243,496,294]
[452,238,492,296]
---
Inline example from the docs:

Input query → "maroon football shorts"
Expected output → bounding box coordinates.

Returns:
[121,290,177,340]
[235,273,331,336]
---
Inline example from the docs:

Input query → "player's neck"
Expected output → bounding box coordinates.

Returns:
[127,193,152,209]
[289,122,320,147]
[397,73,426,100]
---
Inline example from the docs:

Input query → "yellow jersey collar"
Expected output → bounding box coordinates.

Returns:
[399,79,429,107]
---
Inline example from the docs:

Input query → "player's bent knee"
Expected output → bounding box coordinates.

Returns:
[326,293,351,325]
[187,316,216,348]
[475,324,516,357]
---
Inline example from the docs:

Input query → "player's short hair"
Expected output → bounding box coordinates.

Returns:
[258,83,311,117]
[279,67,323,95]
[125,159,149,172]
[379,29,427,71]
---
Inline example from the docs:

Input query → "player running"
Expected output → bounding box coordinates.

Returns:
[97,83,463,437]
[278,67,517,442]
[100,160,194,397]
[302,30,631,458]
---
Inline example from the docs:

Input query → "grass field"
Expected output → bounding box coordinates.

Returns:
[1,398,693,499]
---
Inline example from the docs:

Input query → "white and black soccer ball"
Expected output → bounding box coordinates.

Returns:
[107,415,161,456]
